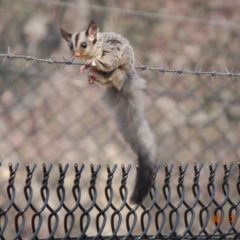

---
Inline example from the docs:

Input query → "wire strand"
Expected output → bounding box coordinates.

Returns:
[22,0,240,30]
[0,50,239,80]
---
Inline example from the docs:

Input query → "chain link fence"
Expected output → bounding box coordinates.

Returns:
[0,162,239,239]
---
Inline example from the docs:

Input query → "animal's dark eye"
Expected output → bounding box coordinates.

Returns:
[69,42,73,50]
[81,42,87,48]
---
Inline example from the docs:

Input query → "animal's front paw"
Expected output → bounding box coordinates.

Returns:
[80,65,85,73]
[80,59,93,73]
[88,74,96,84]
[80,65,91,74]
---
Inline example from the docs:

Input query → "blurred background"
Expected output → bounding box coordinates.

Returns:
[0,0,240,238]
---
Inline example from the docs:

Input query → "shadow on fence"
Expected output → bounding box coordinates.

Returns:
[0,162,239,239]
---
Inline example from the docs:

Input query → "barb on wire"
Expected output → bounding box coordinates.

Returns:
[1,49,240,79]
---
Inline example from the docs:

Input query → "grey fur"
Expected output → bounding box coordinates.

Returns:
[60,20,157,204]
[100,68,157,204]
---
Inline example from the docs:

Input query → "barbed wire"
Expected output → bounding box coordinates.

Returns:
[1,49,240,80]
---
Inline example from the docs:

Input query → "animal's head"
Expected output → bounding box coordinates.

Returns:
[60,19,99,60]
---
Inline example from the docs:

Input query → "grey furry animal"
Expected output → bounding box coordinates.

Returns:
[60,20,157,204]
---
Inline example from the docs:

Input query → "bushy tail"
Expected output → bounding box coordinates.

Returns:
[102,75,157,204]
[129,152,156,204]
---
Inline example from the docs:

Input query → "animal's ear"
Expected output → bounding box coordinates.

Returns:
[86,19,99,41]
[60,28,72,42]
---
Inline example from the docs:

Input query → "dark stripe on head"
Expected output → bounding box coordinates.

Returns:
[92,38,97,45]
[75,33,79,46]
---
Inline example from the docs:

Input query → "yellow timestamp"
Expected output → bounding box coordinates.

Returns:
[211,214,236,223]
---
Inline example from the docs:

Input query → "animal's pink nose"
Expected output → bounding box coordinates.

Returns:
[74,52,81,58]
